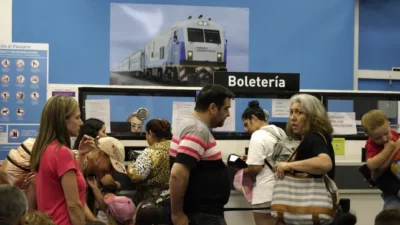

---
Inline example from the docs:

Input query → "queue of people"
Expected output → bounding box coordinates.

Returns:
[0,84,400,225]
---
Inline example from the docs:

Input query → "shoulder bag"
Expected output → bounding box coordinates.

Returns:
[270,132,339,225]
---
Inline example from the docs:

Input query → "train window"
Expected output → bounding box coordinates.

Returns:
[160,47,165,59]
[188,28,205,42]
[205,29,221,44]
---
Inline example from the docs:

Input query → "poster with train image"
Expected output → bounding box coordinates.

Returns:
[110,3,249,87]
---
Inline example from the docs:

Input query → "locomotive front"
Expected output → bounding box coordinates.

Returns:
[180,16,227,84]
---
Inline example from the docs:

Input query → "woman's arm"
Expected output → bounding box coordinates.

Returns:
[84,203,98,222]
[27,177,37,212]
[61,170,85,225]
[276,153,332,178]
[288,153,332,175]
[127,150,152,183]
[244,165,263,176]
[75,135,97,172]
[276,134,333,178]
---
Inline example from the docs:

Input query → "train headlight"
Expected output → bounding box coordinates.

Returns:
[198,21,203,26]
[217,52,222,62]
[203,21,208,26]
[188,51,193,60]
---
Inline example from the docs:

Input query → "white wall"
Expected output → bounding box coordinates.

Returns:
[0,0,12,43]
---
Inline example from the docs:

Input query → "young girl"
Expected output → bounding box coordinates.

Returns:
[87,177,135,225]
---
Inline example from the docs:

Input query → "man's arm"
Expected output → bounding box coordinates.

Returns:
[169,163,190,216]
[169,129,207,225]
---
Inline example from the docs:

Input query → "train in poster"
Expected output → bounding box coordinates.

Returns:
[112,15,228,84]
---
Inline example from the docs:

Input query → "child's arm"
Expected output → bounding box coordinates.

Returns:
[378,139,400,169]
[367,141,395,170]
[381,146,400,169]
[87,177,108,213]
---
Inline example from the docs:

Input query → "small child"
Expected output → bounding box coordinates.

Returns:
[361,109,400,208]
[87,177,135,225]
[361,110,400,176]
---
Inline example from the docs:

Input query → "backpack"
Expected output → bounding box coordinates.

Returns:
[0,138,35,195]
[259,126,300,171]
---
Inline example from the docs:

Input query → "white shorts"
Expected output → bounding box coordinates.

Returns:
[252,202,271,214]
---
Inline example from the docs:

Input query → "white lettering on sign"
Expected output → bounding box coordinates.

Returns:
[228,75,286,88]
[328,112,357,135]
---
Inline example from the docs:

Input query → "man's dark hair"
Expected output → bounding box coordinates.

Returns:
[194,84,234,112]
[0,184,27,225]
[375,209,400,225]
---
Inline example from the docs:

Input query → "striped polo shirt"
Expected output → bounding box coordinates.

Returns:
[169,115,230,216]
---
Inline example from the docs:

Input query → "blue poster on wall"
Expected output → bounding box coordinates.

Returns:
[0,43,48,160]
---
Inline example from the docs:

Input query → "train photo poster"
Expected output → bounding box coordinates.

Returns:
[110,3,249,87]
[0,42,48,159]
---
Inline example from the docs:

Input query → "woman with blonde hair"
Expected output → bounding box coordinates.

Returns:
[30,95,96,225]
[275,94,335,179]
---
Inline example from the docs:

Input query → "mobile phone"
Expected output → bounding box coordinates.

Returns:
[227,154,248,169]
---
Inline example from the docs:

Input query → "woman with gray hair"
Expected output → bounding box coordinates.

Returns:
[275,94,335,179]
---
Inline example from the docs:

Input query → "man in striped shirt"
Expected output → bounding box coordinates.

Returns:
[169,84,234,225]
